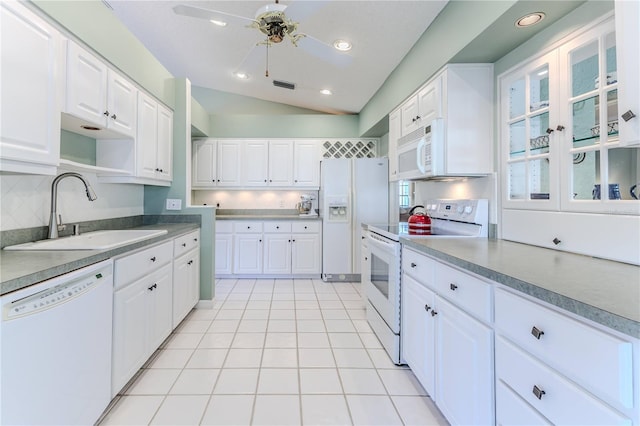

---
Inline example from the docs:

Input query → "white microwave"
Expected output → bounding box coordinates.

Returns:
[396,118,444,180]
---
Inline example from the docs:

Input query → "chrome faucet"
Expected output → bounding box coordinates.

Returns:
[48,172,98,239]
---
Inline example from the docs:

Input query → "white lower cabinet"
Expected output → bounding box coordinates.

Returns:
[172,230,200,328]
[401,247,494,425]
[112,262,172,396]
[111,229,201,397]
[220,220,321,277]
[494,286,637,425]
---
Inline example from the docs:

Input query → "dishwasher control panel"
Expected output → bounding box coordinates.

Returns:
[3,265,112,320]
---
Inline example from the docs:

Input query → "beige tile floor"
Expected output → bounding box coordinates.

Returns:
[100,278,448,426]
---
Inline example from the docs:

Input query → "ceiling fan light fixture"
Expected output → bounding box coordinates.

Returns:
[320,89,332,95]
[515,12,545,28]
[209,19,227,27]
[333,39,352,52]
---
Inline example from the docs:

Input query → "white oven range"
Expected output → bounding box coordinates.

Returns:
[363,199,488,364]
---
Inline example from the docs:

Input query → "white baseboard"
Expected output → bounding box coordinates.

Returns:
[195,300,214,309]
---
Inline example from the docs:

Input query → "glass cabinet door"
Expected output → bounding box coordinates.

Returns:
[561,21,639,212]
[502,52,557,207]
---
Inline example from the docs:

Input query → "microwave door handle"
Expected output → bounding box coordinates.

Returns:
[416,137,427,174]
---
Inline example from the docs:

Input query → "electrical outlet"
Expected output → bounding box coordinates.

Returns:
[166,198,182,210]
[279,200,285,208]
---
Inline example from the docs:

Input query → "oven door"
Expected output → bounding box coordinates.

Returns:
[364,233,400,334]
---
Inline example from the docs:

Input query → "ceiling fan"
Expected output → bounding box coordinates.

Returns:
[173,1,351,78]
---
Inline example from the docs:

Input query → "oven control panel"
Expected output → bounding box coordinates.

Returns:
[424,199,488,225]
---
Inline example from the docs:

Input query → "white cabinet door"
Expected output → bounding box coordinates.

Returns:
[243,140,269,186]
[293,141,320,187]
[401,274,436,396]
[417,78,441,127]
[388,110,401,181]
[156,103,173,181]
[0,1,62,174]
[435,296,494,426]
[107,70,137,138]
[400,95,420,136]
[173,249,199,327]
[263,234,291,274]
[615,0,640,146]
[112,275,150,395]
[136,91,159,179]
[217,140,242,186]
[193,139,217,187]
[269,140,294,185]
[291,233,321,274]
[147,264,173,351]
[233,234,263,274]
[65,40,108,126]
[215,233,233,275]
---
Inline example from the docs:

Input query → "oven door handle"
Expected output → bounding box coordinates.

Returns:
[368,235,396,251]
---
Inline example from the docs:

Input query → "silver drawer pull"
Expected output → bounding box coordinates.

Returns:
[532,385,546,400]
[424,304,431,312]
[450,283,458,291]
[410,262,417,268]
[531,326,544,340]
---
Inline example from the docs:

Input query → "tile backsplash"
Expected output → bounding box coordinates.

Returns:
[0,170,143,231]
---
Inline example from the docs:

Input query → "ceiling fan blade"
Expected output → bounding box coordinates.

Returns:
[172,4,257,25]
[297,34,352,68]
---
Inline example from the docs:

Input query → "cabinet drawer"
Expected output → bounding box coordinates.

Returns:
[401,248,435,284]
[496,380,551,426]
[292,221,319,233]
[264,221,291,233]
[496,336,631,425]
[495,287,634,411]
[216,221,233,233]
[114,241,173,290]
[174,229,200,258]
[234,222,263,233]
[436,262,492,323]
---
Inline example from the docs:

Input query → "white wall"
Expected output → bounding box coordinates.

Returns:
[192,190,319,211]
[0,170,143,231]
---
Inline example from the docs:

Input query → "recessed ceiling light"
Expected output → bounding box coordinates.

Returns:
[320,89,332,95]
[210,19,227,27]
[333,39,352,52]
[515,12,545,28]
[235,72,249,80]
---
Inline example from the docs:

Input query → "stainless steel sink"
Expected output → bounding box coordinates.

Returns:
[4,229,168,251]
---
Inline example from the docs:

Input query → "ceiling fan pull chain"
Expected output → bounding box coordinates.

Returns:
[265,39,270,77]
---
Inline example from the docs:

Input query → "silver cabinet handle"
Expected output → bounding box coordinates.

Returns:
[532,385,546,400]
[531,326,544,340]
[410,262,417,268]
[424,304,431,312]
[450,283,458,291]
[111,113,117,120]
[622,110,636,122]
[430,310,438,317]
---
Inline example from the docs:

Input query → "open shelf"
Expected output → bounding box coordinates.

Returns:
[58,159,131,176]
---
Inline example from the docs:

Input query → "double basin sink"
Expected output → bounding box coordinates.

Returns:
[4,229,168,251]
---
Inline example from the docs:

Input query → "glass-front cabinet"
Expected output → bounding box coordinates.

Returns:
[500,16,639,215]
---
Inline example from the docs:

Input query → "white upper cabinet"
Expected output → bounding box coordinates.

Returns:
[614,0,640,146]
[269,140,294,186]
[65,40,137,139]
[401,81,442,137]
[243,140,269,186]
[388,110,401,181]
[135,92,172,182]
[192,139,320,189]
[0,1,62,175]
[293,140,320,188]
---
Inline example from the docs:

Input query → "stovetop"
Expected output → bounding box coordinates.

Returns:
[367,199,489,242]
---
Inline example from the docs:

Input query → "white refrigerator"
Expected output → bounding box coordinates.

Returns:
[320,158,389,281]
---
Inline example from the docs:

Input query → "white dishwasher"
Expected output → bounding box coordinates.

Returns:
[0,259,114,425]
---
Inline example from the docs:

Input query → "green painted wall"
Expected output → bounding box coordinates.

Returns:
[191,98,211,137]
[208,114,360,138]
[359,0,517,136]
[60,130,96,165]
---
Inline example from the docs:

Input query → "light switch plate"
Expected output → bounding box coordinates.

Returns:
[166,198,182,210]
